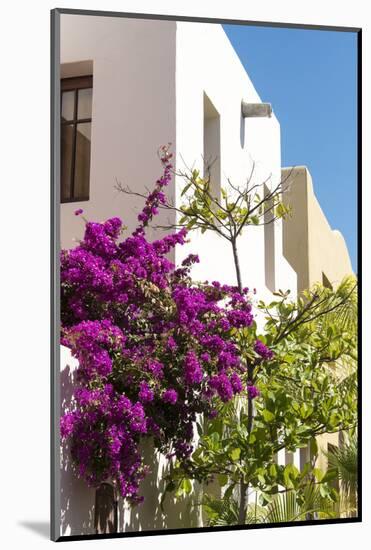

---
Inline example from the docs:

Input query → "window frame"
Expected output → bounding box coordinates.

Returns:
[61,75,93,203]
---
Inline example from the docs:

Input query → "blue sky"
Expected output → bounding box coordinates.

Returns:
[223,24,358,272]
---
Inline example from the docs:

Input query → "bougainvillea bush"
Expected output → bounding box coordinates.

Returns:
[60,147,268,504]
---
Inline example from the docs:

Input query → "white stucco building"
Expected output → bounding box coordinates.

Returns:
[59,14,300,536]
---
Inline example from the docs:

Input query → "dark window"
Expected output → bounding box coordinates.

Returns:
[61,75,92,202]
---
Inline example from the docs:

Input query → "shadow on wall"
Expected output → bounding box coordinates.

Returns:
[60,358,201,535]
[60,365,95,536]
[120,440,201,532]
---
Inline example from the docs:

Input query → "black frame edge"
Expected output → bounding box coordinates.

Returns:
[51,7,61,543]
[54,7,361,32]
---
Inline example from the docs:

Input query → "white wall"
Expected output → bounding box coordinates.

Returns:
[60,16,297,300]
[60,15,177,249]
[60,347,96,536]
[174,22,296,310]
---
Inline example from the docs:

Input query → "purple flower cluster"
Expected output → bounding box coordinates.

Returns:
[162,389,178,405]
[209,371,244,402]
[227,308,253,328]
[209,373,234,402]
[61,384,148,502]
[138,381,154,403]
[184,351,203,385]
[61,320,125,380]
[254,339,274,360]
[60,148,271,503]
[247,383,260,399]
[134,144,173,234]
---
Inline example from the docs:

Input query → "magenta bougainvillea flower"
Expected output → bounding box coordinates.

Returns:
[247,382,260,399]
[254,339,274,360]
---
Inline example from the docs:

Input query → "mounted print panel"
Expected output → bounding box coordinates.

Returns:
[51,8,361,542]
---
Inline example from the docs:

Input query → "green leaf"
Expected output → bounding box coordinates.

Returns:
[248,433,256,444]
[283,470,295,489]
[310,437,318,456]
[181,182,193,196]
[262,409,275,422]
[321,469,338,483]
[217,474,229,487]
[192,447,203,461]
[223,484,235,500]
[187,218,198,229]
[257,473,265,484]
[229,448,241,461]
[269,463,277,477]
[300,403,313,419]
[182,478,192,494]
[313,468,324,482]
[196,422,203,436]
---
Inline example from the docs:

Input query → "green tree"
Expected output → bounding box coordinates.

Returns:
[118,156,357,524]
[155,167,358,524]
[163,277,357,524]
[326,433,358,517]
[202,482,339,526]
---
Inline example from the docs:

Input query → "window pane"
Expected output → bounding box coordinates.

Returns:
[61,91,75,122]
[61,124,74,200]
[77,88,92,120]
[74,122,91,199]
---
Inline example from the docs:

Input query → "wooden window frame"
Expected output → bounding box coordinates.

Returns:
[61,75,93,203]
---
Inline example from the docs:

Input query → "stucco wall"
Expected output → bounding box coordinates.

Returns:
[175,22,297,308]
[59,16,298,535]
[60,347,95,536]
[282,166,353,293]
[282,166,354,473]
[60,15,177,249]
[60,14,297,317]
